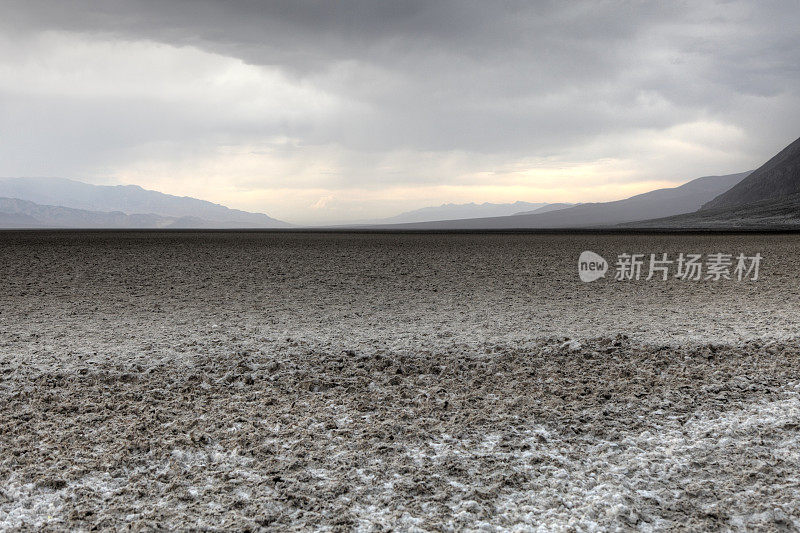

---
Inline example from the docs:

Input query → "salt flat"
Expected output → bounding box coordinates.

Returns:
[1,231,799,530]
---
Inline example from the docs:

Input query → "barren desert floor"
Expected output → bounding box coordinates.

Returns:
[2,231,800,531]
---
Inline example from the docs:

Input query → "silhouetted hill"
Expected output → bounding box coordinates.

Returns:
[702,136,800,210]
[626,136,800,229]
[623,193,800,229]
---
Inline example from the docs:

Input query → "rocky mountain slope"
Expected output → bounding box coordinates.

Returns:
[702,136,800,211]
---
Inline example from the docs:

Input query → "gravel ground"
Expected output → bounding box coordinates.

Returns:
[1,231,800,531]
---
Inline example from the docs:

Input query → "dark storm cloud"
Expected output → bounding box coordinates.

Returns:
[4,0,799,154]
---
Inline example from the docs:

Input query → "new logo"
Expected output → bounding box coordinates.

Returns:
[578,251,608,282]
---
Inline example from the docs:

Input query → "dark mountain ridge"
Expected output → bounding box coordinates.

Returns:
[628,135,800,229]
[702,136,800,211]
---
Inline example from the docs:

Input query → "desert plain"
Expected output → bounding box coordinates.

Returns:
[1,231,799,530]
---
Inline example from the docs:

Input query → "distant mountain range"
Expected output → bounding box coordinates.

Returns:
[0,197,287,229]
[513,202,576,215]
[366,201,556,224]
[0,177,290,228]
[365,172,750,229]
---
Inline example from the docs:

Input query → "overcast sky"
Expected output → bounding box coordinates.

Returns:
[0,1,798,223]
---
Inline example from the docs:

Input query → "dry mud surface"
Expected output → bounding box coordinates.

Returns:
[2,231,800,531]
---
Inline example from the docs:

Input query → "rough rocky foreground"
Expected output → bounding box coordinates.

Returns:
[2,231,800,530]
[2,335,799,531]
